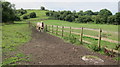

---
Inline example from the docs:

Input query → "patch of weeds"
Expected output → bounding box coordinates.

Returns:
[2,53,30,66]
[103,48,115,57]
[63,35,80,45]
[88,44,101,52]
[68,35,77,44]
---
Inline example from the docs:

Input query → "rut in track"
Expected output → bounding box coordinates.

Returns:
[18,28,117,65]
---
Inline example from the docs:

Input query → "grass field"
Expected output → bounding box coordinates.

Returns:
[2,9,119,65]
[2,21,31,65]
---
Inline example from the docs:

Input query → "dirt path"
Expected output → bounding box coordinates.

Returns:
[18,28,118,65]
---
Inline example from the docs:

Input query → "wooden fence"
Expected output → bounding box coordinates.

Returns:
[45,24,120,53]
[28,21,120,54]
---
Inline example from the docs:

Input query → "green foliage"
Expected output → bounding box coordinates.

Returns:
[69,35,77,44]
[16,8,27,16]
[45,9,118,25]
[75,15,92,23]
[14,15,21,21]
[98,9,112,16]
[107,15,116,24]
[88,44,101,51]
[29,12,36,18]
[65,14,75,22]
[115,12,120,25]
[22,14,30,19]
[84,10,94,15]
[40,6,45,10]
[2,1,16,23]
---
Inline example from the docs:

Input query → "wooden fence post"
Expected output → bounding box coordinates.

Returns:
[98,28,102,49]
[49,25,50,32]
[28,21,30,27]
[70,27,71,35]
[52,25,53,33]
[56,26,58,35]
[46,25,47,32]
[80,27,83,44]
[62,26,64,37]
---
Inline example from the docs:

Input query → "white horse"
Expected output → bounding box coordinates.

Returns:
[36,21,44,32]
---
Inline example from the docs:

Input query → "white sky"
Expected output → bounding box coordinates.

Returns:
[6,0,119,3]
[5,0,119,14]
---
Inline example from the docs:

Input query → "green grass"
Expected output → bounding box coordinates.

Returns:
[2,21,32,65]
[26,10,49,20]
[31,19,118,41]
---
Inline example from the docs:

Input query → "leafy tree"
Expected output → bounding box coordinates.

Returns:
[98,9,112,16]
[75,16,92,23]
[93,12,99,15]
[2,1,16,23]
[75,16,83,23]
[41,6,45,10]
[63,11,72,15]
[73,10,76,14]
[94,15,102,24]
[59,14,66,20]
[77,10,84,16]
[82,15,92,23]
[115,12,120,25]
[20,8,27,15]
[65,14,75,22]
[107,15,115,24]
[84,10,94,15]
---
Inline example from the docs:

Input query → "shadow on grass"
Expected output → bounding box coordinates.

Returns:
[13,23,28,25]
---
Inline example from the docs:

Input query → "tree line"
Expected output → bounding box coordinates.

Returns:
[46,9,120,25]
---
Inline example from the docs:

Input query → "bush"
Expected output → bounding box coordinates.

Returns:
[41,6,45,10]
[88,44,101,51]
[14,15,21,21]
[22,14,30,19]
[29,12,36,18]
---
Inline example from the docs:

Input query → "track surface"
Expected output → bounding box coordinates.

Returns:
[18,28,117,65]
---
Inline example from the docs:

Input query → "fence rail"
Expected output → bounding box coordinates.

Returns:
[46,24,119,44]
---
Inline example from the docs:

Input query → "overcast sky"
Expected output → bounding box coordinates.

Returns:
[5,0,119,14]
[6,0,119,3]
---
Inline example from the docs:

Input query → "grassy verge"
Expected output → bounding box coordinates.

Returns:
[2,21,32,65]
